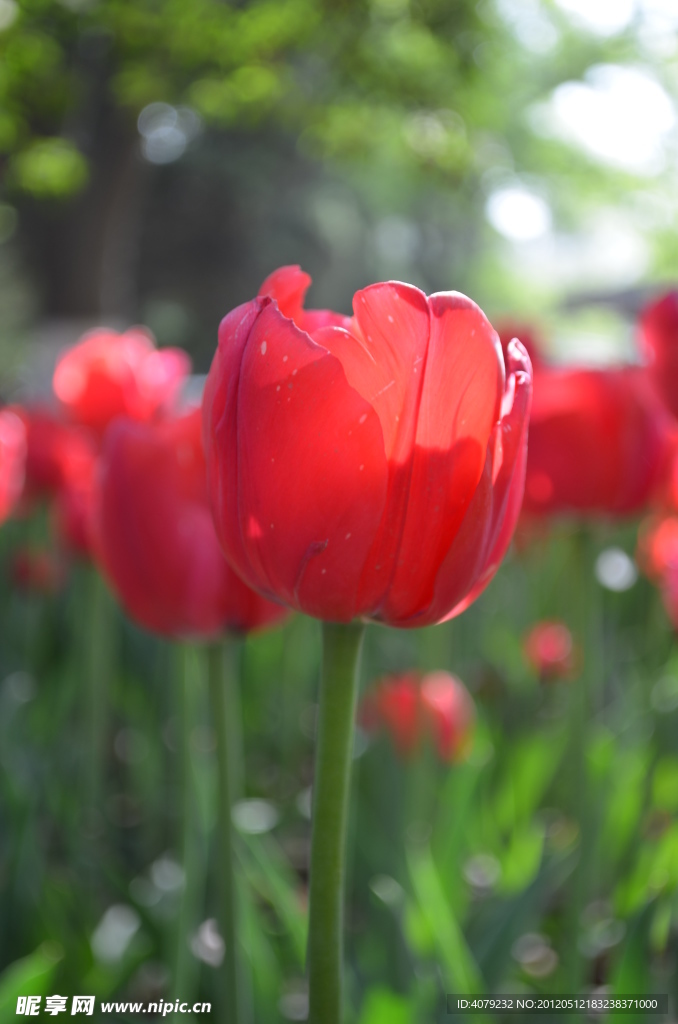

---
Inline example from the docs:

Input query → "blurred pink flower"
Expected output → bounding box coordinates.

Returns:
[524,620,577,681]
[361,670,474,762]
[53,328,190,436]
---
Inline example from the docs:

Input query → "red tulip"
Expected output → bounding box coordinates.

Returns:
[0,409,26,523]
[258,266,354,334]
[419,671,475,760]
[639,291,678,420]
[9,406,99,556]
[361,670,474,762]
[11,547,66,594]
[640,522,678,632]
[360,672,420,755]
[204,265,532,625]
[523,366,668,517]
[638,515,678,582]
[660,568,678,631]
[12,406,95,505]
[53,443,97,557]
[53,328,190,436]
[523,620,577,681]
[93,408,287,639]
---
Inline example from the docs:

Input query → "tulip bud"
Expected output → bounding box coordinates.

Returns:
[523,620,577,682]
[0,408,26,523]
[523,366,669,517]
[361,670,474,762]
[53,328,191,436]
[92,409,288,639]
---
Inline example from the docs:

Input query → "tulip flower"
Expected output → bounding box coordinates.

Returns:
[12,405,95,502]
[204,264,531,1024]
[10,406,100,557]
[93,408,287,639]
[637,516,678,630]
[638,515,678,582]
[421,671,475,760]
[523,620,577,681]
[204,264,532,626]
[639,291,678,420]
[0,408,26,524]
[54,444,97,557]
[659,567,678,631]
[93,406,287,1023]
[11,547,65,594]
[360,672,421,756]
[362,670,474,761]
[53,327,190,436]
[522,366,668,517]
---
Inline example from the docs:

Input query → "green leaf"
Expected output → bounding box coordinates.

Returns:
[240,833,307,965]
[0,943,63,1016]
[407,843,483,994]
[359,987,413,1024]
[498,821,545,894]
[494,732,565,833]
[652,757,678,812]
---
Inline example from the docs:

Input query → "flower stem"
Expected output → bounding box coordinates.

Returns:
[84,568,113,834]
[563,529,598,1000]
[308,621,366,1024]
[207,640,249,1024]
[172,645,203,1017]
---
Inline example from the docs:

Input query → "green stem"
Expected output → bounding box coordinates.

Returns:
[172,645,203,1017]
[84,569,113,833]
[308,621,366,1024]
[563,530,597,999]
[207,640,249,1024]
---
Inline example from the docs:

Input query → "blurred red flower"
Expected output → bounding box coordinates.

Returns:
[361,670,474,761]
[524,620,577,681]
[0,408,26,524]
[53,443,98,557]
[11,547,66,594]
[12,406,95,504]
[523,366,668,517]
[637,515,678,631]
[11,406,98,556]
[638,514,678,581]
[204,265,532,626]
[639,291,678,420]
[360,672,420,754]
[420,671,476,760]
[53,328,190,436]
[92,408,288,639]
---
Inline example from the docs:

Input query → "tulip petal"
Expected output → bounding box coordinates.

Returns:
[347,281,431,460]
[203,298,267,583]
[258,264,352,333]
[206,300,389,621]
[441,339,532,620]
[258,265,311,323]
[314,283,432,613]
[377,292,505,622]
